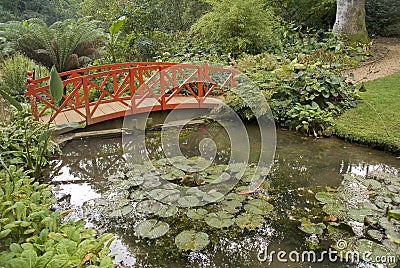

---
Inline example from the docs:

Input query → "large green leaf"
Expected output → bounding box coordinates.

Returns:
[135,219,169,239]
[49,66,63,106]
[186,208,208,220]
[136,200,163,214]
[244,199,273,215]
[109,16,127,36]
[204,211,234,228]
[0,88,23,111]
[175,230,209,251]
[235,213,265,230]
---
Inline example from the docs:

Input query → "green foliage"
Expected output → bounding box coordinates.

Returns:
[155,37,230,64]
[0,112,58,179]
[190,0,281,56]
[233,30,367,136]
[49,66,63,106]
[118,33,161,62]
[107,16,127,63]
[366,0,400,37]
[0,171,114,267]
[270,0,336,30]
[0,88,23,112]
[0,0,79,25]
[0,18,104,71]
[0,53,48,99]
[0,111,114,267]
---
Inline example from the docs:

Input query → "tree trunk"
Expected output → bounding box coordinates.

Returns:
[333,0,368,46]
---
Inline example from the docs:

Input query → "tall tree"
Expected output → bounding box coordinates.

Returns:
[333,0,368,45]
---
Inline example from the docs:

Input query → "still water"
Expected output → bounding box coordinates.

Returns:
[46,122,400,268]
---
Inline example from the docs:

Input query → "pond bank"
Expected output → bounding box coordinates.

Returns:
[334,71,400,156]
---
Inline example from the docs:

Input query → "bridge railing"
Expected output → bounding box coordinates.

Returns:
[25,62,236,125]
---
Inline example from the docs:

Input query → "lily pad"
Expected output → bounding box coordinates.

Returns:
[178,196,200,207]
[351,239,397,264]
[315,192,337,204]
[244,199,273,215]
[205,164,227,175]
[210,173,231,184]
[225,193,247,202]
[156,205,179,218]
[388,209,400,220]
[135,219,169,239]
[126,176,145,186]
[362,179,382,190]
[227,163,247,173]
[322,202,347,219]
[136,200,163,214]
[109,204,133,218]
[186,208,208,220]
[221,200,242,213]
[299,220,326,235]
[175,230,210,251]
[202,191,225,203]
[235,213,265,230]
[162,168,185,181]
[204,211,234,228]
[130,190,147,201]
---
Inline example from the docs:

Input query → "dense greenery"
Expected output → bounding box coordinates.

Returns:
[0,18,103,72]
[0,111,115,267]
[189,0,281,56]
[0,0,398,265]
[0,53,48,99]
[366,0,400,37]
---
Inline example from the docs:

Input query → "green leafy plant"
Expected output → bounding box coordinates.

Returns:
[0,18,104,72]
[107,16,127,63]
[0,53,49,99]
[189,0,281,56]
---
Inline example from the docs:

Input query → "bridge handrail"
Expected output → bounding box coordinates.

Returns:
[24,62,236,125]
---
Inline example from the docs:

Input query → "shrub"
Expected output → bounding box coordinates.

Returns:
[268,64,358,136]
[189,0,282,57]
[0,53,48,99]
[366,0,400,37]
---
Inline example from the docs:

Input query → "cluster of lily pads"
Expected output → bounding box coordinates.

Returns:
[299,171,400,266]
[84,156,273,251]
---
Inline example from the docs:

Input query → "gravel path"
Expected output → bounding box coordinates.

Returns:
[342,37,400,83]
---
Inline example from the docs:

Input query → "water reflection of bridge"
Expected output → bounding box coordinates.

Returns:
[48,123,230,189]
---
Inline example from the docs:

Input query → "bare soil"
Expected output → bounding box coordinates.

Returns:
[342,37,400,83]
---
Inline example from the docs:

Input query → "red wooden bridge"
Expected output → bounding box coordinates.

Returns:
[25,62,236,128]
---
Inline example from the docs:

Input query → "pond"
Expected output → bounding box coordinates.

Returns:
[46,119,400,268]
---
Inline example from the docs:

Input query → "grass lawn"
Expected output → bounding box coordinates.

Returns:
[334,71,400,154]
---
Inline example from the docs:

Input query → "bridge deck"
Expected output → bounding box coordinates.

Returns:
[40,96,223,126]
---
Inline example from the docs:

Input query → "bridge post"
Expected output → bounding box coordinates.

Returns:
[160,67,166,110]
[198,61,207,108]
[82,77,92,125]
[129,69,137,113]
[26,71,39,120]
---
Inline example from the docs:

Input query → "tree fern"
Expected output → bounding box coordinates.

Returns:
[0,18,104,71]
